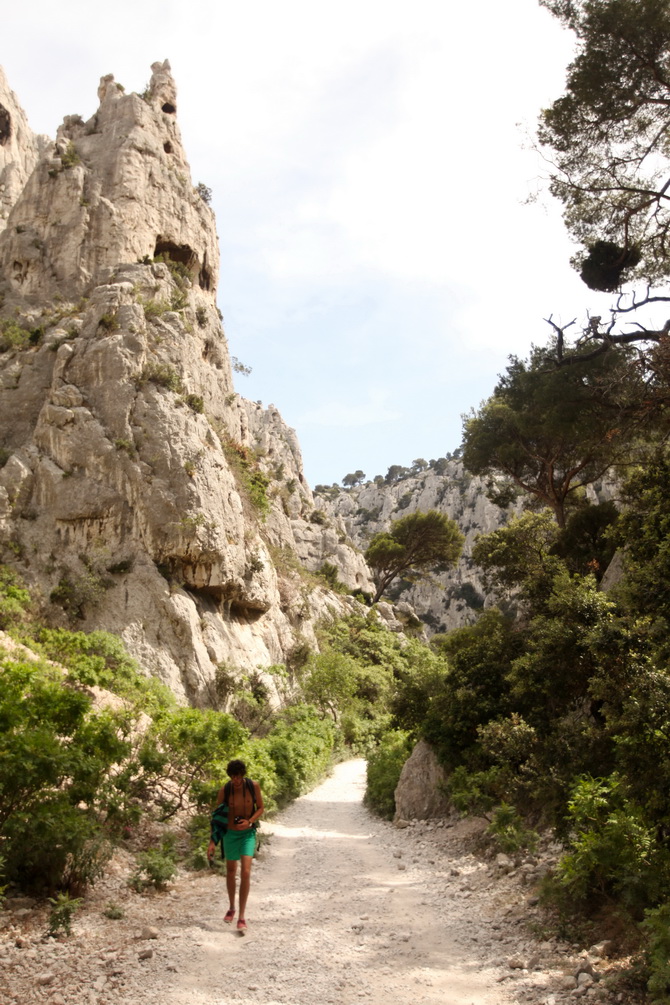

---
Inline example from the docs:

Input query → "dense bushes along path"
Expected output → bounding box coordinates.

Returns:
[3,761,591,1005]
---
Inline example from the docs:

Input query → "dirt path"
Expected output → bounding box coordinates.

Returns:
[2,760,574,1005]
[163,760,510,1005]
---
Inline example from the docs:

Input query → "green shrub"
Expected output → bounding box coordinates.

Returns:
[420,608,522,770]
[153,253,190,285]
[316,562,348,593]
[131,838,177,891]
[134,707,247,818]
[60,141,80,168]
[50,570,110,618]
[340,711,391,755]
[47,892,83,936]
[365,730,412,819]
[98,313,119,332]
[446,764,501,816]
[642,903,670,1004]
[552,775,670,913]
[486,802,538,854]
[220,438,270,518]
[103,902,124,919]
[247,469,270,516]
[0,565,32,630]
[34,628,175,713]
[170,289,188,311]
[141,298,169,320]
[0,655,129,891]
[0,320,31,352]
[262,704,335,804]
[184,393,204,413]
[141,363,183,393]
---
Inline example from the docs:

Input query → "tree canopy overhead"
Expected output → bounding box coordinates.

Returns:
[364,510,463,604]
[539,0,670,289]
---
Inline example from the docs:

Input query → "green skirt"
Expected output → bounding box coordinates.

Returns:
[223,827,257,861]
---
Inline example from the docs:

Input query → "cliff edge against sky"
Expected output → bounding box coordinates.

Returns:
[0,61,373,703]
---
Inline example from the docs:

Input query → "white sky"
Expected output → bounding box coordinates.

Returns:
[2,1,628,486]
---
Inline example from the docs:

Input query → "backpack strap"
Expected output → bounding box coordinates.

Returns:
[245,777,256,810]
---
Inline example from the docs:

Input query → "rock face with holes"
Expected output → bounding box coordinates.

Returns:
[0,61,218,301]
[0,63,373,703]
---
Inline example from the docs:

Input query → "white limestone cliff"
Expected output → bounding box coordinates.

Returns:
[317,461,517,632]
[321,462,617,632]
[0,67,49,236]
[1,61,218,303]
[0,63,374,704]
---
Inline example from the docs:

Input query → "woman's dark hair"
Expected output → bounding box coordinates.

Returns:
[226,759,246,778]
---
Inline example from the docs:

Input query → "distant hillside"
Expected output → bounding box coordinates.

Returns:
[315,455,516,632]
[318,456,620,632]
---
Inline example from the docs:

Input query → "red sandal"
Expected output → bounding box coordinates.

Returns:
[224,909,235,924]
[237,919,247,934]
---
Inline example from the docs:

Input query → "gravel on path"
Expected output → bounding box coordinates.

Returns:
[162,759,513,1005]
[0,760,610,1005]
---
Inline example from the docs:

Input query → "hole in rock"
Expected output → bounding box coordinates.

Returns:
[229,601,265,622]
[154,239,196,270]
[161,102,176,114]
[198,263,211,291]
[0,105,10,146]
[163,141,173,154]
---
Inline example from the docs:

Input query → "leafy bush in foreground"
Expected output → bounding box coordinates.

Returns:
[0,653,130,892]
[365,730,412,819]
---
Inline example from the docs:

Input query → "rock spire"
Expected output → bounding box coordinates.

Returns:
[0,63,374,703]
[0,60,218,301]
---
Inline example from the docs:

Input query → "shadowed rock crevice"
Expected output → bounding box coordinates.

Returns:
[153,239,196,269]
[0,104,10,146]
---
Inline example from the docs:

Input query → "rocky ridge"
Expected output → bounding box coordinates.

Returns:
[317,459,516,633]
[318,460,616,634]
[0,62,374,703]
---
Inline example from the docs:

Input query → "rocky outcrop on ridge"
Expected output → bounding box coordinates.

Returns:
[319,461,618,633]
[0,61,218,302]
[0,62,374,703]
[317,459,517,632]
